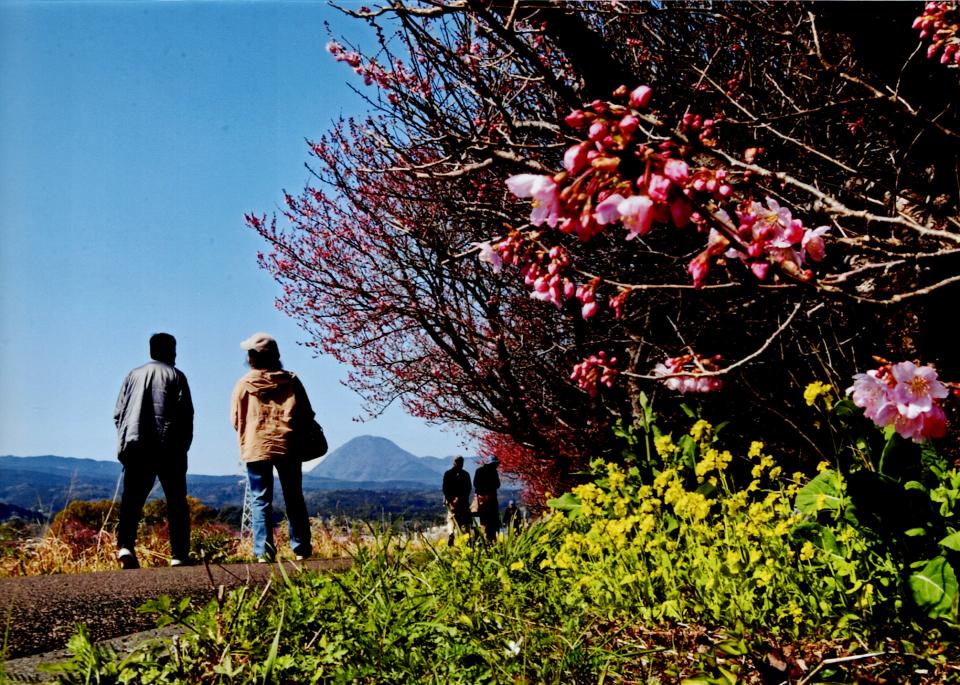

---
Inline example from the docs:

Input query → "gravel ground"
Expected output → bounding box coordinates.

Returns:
[0,558,350,681]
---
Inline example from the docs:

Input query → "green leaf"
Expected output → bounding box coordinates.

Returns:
[833,398,859,418]
[909,556,958,618]
[878,429,898,475]
[795,470,846,515]
[679,403,696,418]
[904,528,927,537]
[678,434,697,469]
[904,480,928,493]
[547,492,582,517]
[939,531,960,552]
[262,603,285,685]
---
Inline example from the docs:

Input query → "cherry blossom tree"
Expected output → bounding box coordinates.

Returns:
[251,1,960,500]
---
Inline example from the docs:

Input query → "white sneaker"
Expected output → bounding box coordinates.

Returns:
[117,548,139,570]
[169,558,188,567]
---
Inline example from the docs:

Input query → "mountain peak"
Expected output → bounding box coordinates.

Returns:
[306,435,441,484]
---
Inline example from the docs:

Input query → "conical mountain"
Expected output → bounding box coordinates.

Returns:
[305,435,443,485]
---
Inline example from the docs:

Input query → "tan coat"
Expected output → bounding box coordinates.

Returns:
[231,369,313,463]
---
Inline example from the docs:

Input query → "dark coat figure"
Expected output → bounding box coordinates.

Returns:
[114,333,193,569]
[442,456,472,545]
[502,500,522,533]
[473,458,501,542]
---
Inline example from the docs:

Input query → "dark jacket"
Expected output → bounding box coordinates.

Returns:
[473,462,501,497]
[114,361,193,463]
[442,466,472,508]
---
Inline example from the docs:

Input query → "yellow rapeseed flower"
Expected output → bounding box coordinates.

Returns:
[509,560,525,571]
[654,434,678,458]
[690,419,713,443]
[799,541,816,561]
[803,380,834,408]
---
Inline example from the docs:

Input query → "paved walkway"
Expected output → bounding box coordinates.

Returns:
[0,559,349,661]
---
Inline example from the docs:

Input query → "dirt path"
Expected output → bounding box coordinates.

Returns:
[0,559,350,661]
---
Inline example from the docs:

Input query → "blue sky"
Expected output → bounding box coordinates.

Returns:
[0,1,466,474]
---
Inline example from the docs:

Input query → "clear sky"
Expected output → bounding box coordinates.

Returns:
[0,0,466,475]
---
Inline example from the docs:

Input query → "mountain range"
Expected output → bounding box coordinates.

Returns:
[0,436,507,517]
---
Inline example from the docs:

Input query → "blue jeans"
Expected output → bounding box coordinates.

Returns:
[246,458,311,559]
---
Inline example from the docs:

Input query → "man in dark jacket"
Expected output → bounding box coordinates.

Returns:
[473,457,501,542]
[442,456,472,545]
[114,333,193,569]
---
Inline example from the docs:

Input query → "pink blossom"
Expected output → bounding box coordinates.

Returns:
[474,242,503,272]
[847,371,895,423]
[647,174,672,203]
[593,193,627,225]
[891,361,948,419]
[506,174,561,228]
[581,301,598,319]
[802,225,829,263]
[563,142,592,174]
[618,194,654,239]
[847,363,950,442]
[663,159,690,185]
[629,85,653,109]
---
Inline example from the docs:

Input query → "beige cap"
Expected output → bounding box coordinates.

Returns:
[240,332,278,353]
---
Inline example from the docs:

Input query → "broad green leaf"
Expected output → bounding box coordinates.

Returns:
[904,480,927,493]
[909,556,958,618]
[547,492,582,516]
[939,531,960,552]
[795,470,846,515]
[904,528,927,537]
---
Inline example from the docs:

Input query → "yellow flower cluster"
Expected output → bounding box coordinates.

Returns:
[654,434,677,458]
[689,419,713,443]
[539,417,870,634]
[803,380,834,408]
[694,447,733,482]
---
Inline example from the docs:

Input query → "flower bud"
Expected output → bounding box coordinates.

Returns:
[629,85,653,109]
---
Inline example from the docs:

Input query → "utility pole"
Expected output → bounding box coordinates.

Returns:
[240,474,253,541]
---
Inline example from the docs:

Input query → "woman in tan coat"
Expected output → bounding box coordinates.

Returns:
[231,333,313,561]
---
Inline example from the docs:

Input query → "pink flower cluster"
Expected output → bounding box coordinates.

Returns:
[502,84,831,299]
[652,353,723,394]
[702,198,830,286]
[847,361,949,442]
[913,2,960,65]
[571,351,618,397]
[326,40,421,92]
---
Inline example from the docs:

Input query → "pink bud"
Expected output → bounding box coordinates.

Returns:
[619,114,640,135]
[564,110,588,129]
[581,301,598,319]
[629,85,653,109]
[750,262,769,280]
[588,122,607,142]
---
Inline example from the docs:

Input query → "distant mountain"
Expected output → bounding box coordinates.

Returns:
[0,438,519,518]
[306,436,442,485]
[306,436,517,488]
